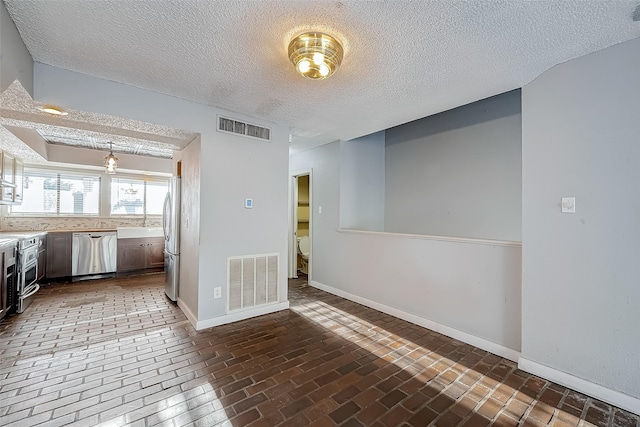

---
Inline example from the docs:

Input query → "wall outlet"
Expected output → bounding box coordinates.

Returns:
[214,287,222,299]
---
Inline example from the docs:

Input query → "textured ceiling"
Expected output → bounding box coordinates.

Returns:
[0,81,198,160]
[4,0,640,152]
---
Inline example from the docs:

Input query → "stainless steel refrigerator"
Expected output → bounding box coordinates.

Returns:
[163,177,180,301]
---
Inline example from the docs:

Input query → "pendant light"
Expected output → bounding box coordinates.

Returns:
[104,142,118,174]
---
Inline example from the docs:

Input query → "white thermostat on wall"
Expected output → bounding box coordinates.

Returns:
[561,197,575,213]
[245,198,253,209]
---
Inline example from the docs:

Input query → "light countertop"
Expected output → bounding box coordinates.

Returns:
[0,227,162,239]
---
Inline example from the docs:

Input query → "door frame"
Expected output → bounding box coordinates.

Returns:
[288,168,312,280]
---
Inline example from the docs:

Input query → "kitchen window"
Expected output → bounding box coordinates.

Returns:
[11,170,101,215]
[110,178,168,216]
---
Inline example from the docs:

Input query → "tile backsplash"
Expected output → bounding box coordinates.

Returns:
[0,216,162,231]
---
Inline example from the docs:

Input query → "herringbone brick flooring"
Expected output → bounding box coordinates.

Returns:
[0,273,637,426]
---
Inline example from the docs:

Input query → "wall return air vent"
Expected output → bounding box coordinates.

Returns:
[217,116,271,142]
[227,254,279,313]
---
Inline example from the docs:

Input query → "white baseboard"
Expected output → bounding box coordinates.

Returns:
[195,302,290,331]
[519,358,640,415]
[310,280,520,362]
[177,297,198,329]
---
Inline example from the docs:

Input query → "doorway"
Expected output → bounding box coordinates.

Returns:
[289,170,312,280]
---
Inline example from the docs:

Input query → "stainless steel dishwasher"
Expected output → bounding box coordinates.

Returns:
[72,232,117,276]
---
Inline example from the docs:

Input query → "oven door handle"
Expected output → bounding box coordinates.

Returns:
[22,283,40,299]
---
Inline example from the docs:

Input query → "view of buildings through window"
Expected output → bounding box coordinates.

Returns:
[111,178,168,216]
[12,171,100,215]
[11,168,168,216]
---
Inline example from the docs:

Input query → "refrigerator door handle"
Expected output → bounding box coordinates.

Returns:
[164,177,180,302]
[163,192,171,242]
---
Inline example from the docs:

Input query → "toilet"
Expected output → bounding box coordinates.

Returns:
[297,235,310,274]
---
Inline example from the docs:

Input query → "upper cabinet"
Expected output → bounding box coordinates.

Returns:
[14,160,24,204]
[0,151,24,205]
[2,153,15,183]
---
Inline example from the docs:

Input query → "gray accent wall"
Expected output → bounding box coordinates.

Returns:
[339,131,385,231]
[291,141,522,356]
[0,1,33,95]
[521,37,640,399]
[385,90,522,241]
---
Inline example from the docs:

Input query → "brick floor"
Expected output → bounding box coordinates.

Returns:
[0,273,638,426]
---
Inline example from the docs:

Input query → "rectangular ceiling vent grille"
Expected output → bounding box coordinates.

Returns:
[227,253,278,313]
[217,116,271,142]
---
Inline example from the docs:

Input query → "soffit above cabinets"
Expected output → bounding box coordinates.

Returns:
[4,0,640,153]
[0,81,199,162]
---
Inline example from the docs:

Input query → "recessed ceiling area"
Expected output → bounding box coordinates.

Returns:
[3,0,640,153]
[37,131,174,160]
[0,81,199,170]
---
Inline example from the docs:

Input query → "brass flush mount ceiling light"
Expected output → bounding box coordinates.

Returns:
[288,32,344,79]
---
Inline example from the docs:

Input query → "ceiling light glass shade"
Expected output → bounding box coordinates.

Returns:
[37,105,68,116]
[104,142,118,174]
[288,32,343,79]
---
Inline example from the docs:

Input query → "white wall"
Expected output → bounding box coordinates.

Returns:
[292,142,341,286]
[34,64,290,327]
[197,110,290,323]
[521,37,640,403]
[291,141,522,359]
[339,131,385,231]
[385,90,522,241]
[0,1,33,95]
[179,137,200,316]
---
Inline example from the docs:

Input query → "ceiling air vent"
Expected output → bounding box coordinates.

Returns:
[217,116,271,142]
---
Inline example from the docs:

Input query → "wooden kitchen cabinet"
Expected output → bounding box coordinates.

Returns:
[13,160,24,204]
[1,185,15,204]
[0,152,23,205]
[116,239,146,272]
[2,153,14,184]
[46,232,72,279]
[117,237,165,272]
[146,239,165,268]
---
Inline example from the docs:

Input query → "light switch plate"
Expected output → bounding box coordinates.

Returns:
[245,198,253,209]
[561,197,576,213]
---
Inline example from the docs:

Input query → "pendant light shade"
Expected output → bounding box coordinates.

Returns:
[288,32,344,80]
[104,142,118,174]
